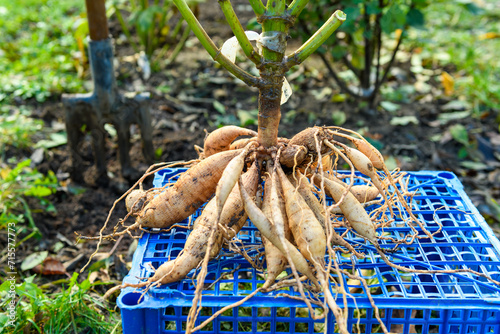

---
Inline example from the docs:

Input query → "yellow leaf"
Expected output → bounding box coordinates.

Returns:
[478,32,500,40]
[441,72,454,96]
[161,25,170,36]
[0,167,11,180]
[395,29,402,40]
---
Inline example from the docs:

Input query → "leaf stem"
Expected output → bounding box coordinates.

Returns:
[248,0,265,16]
[287,0,310,18]
[173,0,260,87]
[286,10,346,67]
[218,0,262,65]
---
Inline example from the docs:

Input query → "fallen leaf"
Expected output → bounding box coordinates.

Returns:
[237,109,258,127]
[449,124,469,146]
[478,32,500,40]
[35,132,68,149]
[331,110,346,126]
[331,94,347,103]
[32,257,68,276]
[380,101,400,113]
[21,251,48,271]
[390,116,419,126]
[213,100,226,114]
[441,72,454,96]
[460,161,488,171]
[437,111,471,124]
[442,100,470,111]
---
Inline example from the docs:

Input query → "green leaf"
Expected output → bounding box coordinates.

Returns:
[442,100,471,111]
[457,146,468,159]
[213,100,226,114]
[104,124,117,138]
[406,8,425,28]
[366,1,381,15]
[390,116,419,126]
[24,185,53,197]
[380,101,400,113]
[155,147,163,159]
[35,132,67,149]
[381,4,406,34]
[331,94,347,103]
[437,111,471,124]
[331,110,346,126]
[449,124,469,146]
[460,161,488,170]
[80,279,91,292]
[330,45,347,60]
[21,251,48,271]
[237,109,258,127]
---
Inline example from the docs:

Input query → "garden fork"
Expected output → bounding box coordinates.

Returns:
[62,0,154,182]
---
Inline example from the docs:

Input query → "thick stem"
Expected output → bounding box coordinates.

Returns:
[257,2,289,148]
[258,81,283,148]
[219,0,262,65]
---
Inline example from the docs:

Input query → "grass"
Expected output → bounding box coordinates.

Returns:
[0,0,86,103]
[411,1,500,120]
[0,273,121,333]
[1,1,498,333]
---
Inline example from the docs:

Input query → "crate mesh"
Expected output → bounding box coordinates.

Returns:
[118,169,500,334]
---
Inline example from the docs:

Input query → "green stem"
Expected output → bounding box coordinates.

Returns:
[286,10,346,67]
[173,0,260,87]
[256,1,290,147]
[219,0,262,65]
[114,5,139,53]
[248,0,265,16]
[166,24,191,64]
[170,12,185,37]
[288,0,310,18]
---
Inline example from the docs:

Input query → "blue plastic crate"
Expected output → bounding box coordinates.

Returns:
[118,169,500,334]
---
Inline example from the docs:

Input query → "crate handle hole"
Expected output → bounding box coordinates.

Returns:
[438,172,454,180]
[121,292,145,306]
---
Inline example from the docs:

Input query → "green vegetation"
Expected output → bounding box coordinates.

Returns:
[0,0,86,103]
[0,159,57,239]
[0,106,43,151]
[0,273,121,333]
[413,1,500,119]
[298,0,430,107]
[110,0,202,72]
[1,0,499,332]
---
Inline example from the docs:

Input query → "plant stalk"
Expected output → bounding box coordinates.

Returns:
[173,0,260,87]
[219,0,262,65]
[256,1,289,148]
[248,0,265,16]
[288,0,310,18]
[287,10,346,67]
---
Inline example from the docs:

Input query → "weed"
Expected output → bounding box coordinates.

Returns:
[412,1,500,119]
[110,0,203,72]
[0,159,58,242]
[0,0,85,102]
[0,106,43,151]
[0,273,121,333]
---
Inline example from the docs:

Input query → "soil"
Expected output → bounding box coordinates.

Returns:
[10,1,500,289]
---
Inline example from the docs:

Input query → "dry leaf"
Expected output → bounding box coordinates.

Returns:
[32,257,68,276]
[441,72,454,96]
[478,32,500,40]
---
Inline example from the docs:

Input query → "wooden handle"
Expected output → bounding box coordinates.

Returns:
[85,0,109,41]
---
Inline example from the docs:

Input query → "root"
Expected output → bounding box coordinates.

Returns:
[89,125,497,334]
[192,288,263,332]
[80,160,199,272]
